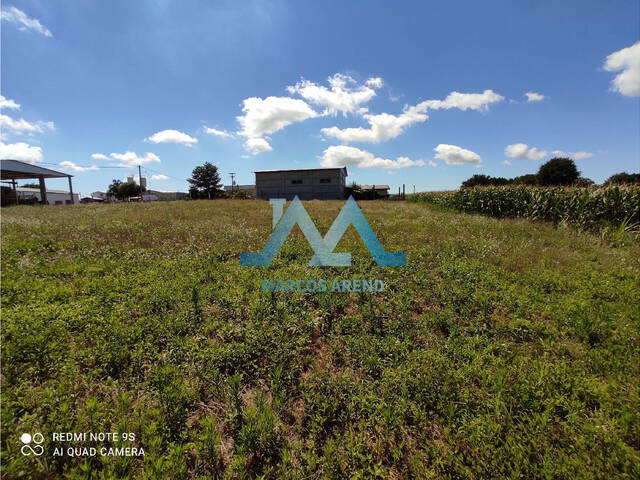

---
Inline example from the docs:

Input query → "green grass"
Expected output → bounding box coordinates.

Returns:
[1,199,639,479]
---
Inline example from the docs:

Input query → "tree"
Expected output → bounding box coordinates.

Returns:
[512,174,538,186]
[21,182,40,189]
[118,181,142,199]
[188,162,222,199]
[107,179,123,197]
[537,157,580,186]
[604,172,640,185]
[461,174,510,188]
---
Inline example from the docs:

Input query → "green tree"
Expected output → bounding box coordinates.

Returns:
[107,179,123,198]
[118,181,143,199]
[188,162,223,199]
[537,158,580,186]
[604,172,640,185]
[21,182,40,189]
[461,174,510,188]
[512,174,538,185]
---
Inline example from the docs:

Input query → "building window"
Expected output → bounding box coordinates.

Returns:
[291,179,303,184]
[319,178,331,183]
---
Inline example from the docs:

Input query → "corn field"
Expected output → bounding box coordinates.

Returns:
[407,186,640,231]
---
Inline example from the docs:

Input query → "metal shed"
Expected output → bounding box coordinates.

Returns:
[1,159,76,205]
[254,167,347,200]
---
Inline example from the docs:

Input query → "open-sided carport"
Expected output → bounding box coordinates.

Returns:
[1,159,75,205]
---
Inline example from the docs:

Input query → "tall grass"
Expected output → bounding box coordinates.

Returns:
[408,185,640,231]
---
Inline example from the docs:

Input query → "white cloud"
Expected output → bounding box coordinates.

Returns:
[237,96,317,154]
[0,141,43,163]
[365,77,384,88]
[434,144,482,165]
[423,89,504,111]
[151,174,169,181]
[525,92,545,102]
[244,137,272,155]
[0,95,20,110]
[551,150,593,160]
[504,143,548,160]
[503,159,512,165]
[1,6,52,37]
[320,145,425,169]
[506,144,593,161]
[603,41,640,97]
[287,73,381,115]
[321,89,503,143]
[0,114,54,134]
[428,160,437,167]
[59,161,98,172]
[321,104,429,143]
[109,151,161,167]
[146,129,197,146]
[91,153,109,160]
[204,127,233,138]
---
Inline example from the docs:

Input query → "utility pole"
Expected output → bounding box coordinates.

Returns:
[413,185,415,194]
[138,164,143,202]
[402,184,405,200]
[229,173,236,193]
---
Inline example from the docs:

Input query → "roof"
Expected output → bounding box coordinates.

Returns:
[17,187,76,194]
[224,184,255,190]
[1,159,72,180]
[254,167,348,175]
[361,185,390,190]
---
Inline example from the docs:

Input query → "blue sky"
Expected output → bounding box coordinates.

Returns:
[1,0,639,196]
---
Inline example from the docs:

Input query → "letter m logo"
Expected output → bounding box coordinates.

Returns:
[240,196,406,267]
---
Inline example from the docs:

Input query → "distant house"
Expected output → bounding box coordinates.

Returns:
[255,167,347,200]
[17,187,80,205]
[146,190,189,201]
[92,191,107,200]
[224,185,256,197]
[360,185,390,198]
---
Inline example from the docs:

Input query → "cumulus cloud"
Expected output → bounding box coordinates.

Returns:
[237,96,317,154]
[506,143,593,161]
[321,89,503,143]
[320,145,425,169]
[365,77,384,88]
[59,161,99,172]
[551,150,593,160]
[525,92,545,102]
[505,143,548,160]
[91,153,109,160]
[0,95,20,110]
[287,73,381,115]
[109,151,161,167]
[428,160,437,167]
[423,89,504,111]
[244,137,272,155]
[204,127,233,138]
[146,129,197,146]
[434,144,482,165]
[322,104,429,143]
[1,6,52,37]
[0,114,54,134]
[603,41,640,97]
[503,159,512,165]
[151,174,169,181]
[0,141,43,163]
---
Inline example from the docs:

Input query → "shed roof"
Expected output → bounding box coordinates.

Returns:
[1,159,72,180]
[254,167,347,175]
[361,185,390,190]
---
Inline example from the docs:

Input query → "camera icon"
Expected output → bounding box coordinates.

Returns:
[21,432,44,456]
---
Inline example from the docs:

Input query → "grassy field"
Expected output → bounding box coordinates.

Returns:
[2,199,639,479]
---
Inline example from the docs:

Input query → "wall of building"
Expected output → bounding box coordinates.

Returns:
[16,188,79,205]
[256,169,345,200]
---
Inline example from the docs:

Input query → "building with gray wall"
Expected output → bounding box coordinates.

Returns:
[255,167,347,200]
